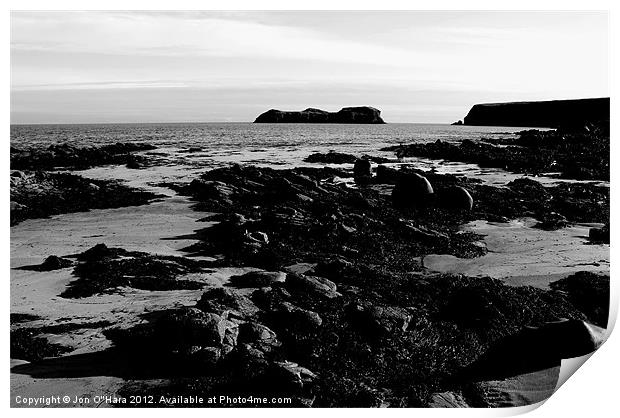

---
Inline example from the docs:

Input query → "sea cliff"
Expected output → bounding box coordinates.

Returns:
[462,98,609,128]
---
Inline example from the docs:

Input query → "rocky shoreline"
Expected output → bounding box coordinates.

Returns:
[10,171,162,226]
[10,125,610,407]
[383,123,609,181]
[11,142,156,170]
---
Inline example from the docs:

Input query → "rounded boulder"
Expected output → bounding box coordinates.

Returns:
[392,172,434,208]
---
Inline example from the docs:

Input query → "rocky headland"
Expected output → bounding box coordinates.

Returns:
[254,107,385,124]
[461,97,609,128]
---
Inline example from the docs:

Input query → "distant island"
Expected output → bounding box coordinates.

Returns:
[458,97,609,128]
[254,106,385,124]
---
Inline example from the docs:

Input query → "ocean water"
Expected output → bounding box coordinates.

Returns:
[11,123,535,186]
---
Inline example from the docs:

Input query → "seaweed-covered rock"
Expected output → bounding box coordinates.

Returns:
[238,322,279,351]
[285,273,340,299]
[62,244,210,298]
[305,151,358,164]
[10,142,156,170]
[348,304,412,335]
[197,287,261,319]
[262,361,318,393]
[154,308,228,349]
[10,171,160,226]
[550,272,610,327]
[17,255,74,271]
[229,271,286,288]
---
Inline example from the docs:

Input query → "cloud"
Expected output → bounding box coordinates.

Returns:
[10,11,608,123]
[11,11,422,66]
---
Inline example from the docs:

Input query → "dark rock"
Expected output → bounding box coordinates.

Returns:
[392,172,434,208]
[589,225,610,243]
[349,304,412,336]
[154,307,239,355]
[437,186,474,211]
[10,171,160,226]
[251,287,293,311]
[238,322,279,350]
[16,255,74,271]
[62,244,210,298]
[11,328,72,362]
[550,272,609,327]
[254,106,385,124]
[197,287,260,319]
[285,273,340,299]
[77,243,122,261]
[353,159,372,183]
[229,271,286,288]
[261,361,318,394]
[154,308,225,348]
[10,142,156,170]
[305,151,358,164]
[188,179,236,205]
[374,165,399,184]
[273,301,323,329]
[384,124,610,181]
[462,97,609,128]
[125,154,148,169]
[535,212,570,230]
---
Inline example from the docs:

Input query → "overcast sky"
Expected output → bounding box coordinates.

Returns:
[11,11,608,124]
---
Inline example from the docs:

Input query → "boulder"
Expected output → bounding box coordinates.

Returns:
[285,273,340,299]
[38,255,74,271]
[197,287,260,319]
[188,179,236,205]
[536,212,569,230]
[353,159,372,181]
[189,346,221,367]
[589,225,610,243]
[229,271,286,288]
[438,186,474,211]
[392,172,434,208]
[154,307,230,350]
[238,322,279,351]
[273,301,323,330]
[263,361,317,393]
[348,304,412,335]
[375,165,399,184]
[305,151,358,164]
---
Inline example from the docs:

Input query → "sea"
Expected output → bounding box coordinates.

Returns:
[10,123,529,186]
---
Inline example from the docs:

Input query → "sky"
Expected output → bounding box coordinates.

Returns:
[10,11,609,124]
